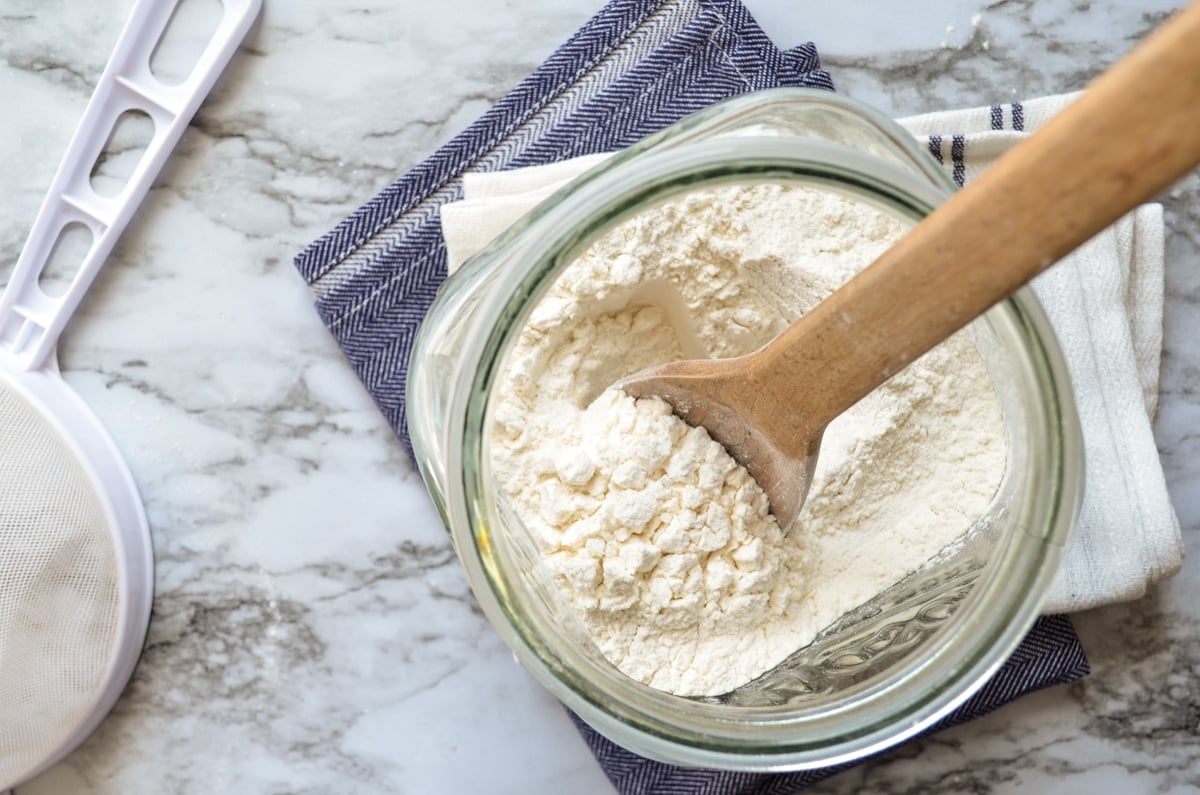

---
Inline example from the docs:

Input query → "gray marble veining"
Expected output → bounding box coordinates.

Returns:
[0,1,1195,793]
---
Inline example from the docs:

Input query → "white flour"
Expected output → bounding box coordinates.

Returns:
[490,184,1007,696]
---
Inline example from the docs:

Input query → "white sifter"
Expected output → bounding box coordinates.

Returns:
[0,0,261,788]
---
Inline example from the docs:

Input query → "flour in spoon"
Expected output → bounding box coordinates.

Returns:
[490,184,1007,696]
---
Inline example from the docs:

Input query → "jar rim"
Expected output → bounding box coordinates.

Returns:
[437,89,1082,770]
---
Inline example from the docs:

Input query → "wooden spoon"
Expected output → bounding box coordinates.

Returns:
[620,2,1200,529]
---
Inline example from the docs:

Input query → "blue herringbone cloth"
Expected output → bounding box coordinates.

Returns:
[295,0,833,457]
[294,1,1089,792]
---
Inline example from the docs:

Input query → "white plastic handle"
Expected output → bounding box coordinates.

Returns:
[0,0,262,372]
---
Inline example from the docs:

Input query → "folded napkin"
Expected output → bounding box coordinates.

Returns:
[439,92,1185,616]
[901,95,1183,613]
[294,1,1089,791]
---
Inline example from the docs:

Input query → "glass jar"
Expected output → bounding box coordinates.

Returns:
[407,88,1083,770]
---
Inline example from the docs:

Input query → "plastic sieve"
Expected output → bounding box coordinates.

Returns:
[0,0,261,788]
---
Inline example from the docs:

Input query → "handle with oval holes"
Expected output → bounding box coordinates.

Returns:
[0,0,262,372]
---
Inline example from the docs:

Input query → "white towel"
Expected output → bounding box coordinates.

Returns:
[440,93,1184,614]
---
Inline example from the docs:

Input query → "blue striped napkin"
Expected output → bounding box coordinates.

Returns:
[293,1,1089,791]
[295,0,832,458]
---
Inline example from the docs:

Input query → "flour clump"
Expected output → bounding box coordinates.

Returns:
[489,184,1007,697]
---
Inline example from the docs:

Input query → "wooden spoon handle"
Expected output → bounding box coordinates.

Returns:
[747,2,1200,437]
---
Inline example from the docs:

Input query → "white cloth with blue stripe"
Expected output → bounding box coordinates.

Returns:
[441,91,1183,615]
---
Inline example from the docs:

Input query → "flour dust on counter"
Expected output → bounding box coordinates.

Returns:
[490,183,1008,696]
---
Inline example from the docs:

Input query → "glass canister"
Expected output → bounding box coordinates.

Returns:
[406,88,1083,770]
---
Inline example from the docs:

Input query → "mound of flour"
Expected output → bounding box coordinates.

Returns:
[489,184,1006,696]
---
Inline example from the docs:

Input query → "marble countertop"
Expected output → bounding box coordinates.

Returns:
[2,0,1196,792]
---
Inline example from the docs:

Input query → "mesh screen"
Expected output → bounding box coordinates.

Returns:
[0,378,120,786]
